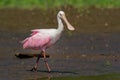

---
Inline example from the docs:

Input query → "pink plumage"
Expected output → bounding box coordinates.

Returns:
[21,11,75,72]
[22,30,51,50]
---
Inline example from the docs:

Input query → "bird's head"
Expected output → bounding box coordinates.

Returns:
[58,11,75,31]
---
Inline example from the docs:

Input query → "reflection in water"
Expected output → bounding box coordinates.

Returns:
[29,70,79,80]
[29,74,52,80]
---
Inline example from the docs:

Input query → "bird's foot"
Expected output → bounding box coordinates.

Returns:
[30,67,37,72]
[48,69,51,73]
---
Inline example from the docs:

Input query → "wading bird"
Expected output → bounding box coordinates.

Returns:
[21,11,75,72]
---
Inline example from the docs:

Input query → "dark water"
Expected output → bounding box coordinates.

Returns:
[0,7,120,80]
[0,31,120,80]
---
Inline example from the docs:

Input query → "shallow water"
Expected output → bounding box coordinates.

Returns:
[0,7,120,80]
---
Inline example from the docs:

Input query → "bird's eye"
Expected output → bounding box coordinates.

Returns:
[60,13,62,16]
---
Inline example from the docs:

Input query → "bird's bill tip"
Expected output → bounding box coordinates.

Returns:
[61,14,75,31]
[67,25,75,31]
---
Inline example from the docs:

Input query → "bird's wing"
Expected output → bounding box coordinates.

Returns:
[30,29,51,36]
[22,33,51,50]
[21,29,41,43]
[30,29,41,36]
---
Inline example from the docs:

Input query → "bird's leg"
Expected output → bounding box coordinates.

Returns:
[31,51,42,71]
[43,51,51,72]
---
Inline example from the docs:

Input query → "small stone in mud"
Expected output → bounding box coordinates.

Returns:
[105,60,111,66]
[104,22,109,26]
[90,46,94,50]
[66,55,70,59]
[81,54,87,57]
[105,44,109,47]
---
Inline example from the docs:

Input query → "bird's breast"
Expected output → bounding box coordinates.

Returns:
[47,32,61,47]
[51,33,61,43]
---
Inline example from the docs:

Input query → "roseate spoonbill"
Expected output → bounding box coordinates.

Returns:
[21,11,75,72]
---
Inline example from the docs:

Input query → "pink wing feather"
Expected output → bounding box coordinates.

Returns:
[22,31,51,50]
[30,29,41,36]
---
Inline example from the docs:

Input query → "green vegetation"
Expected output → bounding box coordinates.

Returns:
[0,0,120,9]
[53,74,120,80]
[29,73,120,80]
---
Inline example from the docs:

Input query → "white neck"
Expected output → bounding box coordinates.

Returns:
[57,15,64,33]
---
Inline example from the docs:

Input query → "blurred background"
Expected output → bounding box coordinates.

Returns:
[0,0,120,80]
[0,0,120,8]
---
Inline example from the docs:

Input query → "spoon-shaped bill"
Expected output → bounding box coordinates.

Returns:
[61,14,75,31]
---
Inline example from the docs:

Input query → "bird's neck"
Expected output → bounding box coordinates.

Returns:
[57,15,64,33]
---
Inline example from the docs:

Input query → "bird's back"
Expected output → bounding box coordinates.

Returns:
[22,28,62,50]
[22,32,51,50]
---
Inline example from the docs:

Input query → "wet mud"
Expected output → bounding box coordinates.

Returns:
[0,6,120,80]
